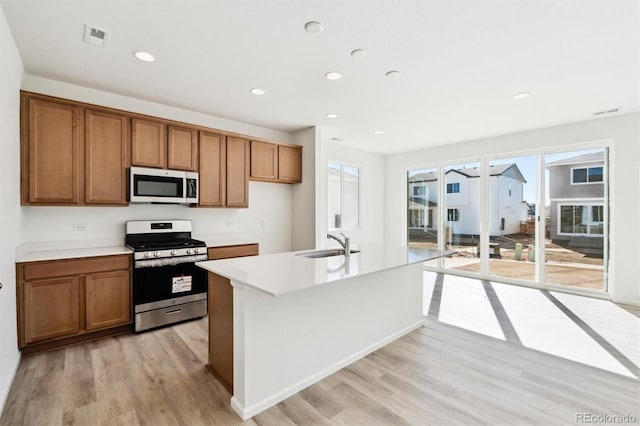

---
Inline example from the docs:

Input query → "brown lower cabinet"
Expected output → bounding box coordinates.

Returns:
[17,254,132,354]
[206,243,259,392]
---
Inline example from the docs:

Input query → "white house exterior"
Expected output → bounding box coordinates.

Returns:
[409,164,528,237]
[546,152,605,246]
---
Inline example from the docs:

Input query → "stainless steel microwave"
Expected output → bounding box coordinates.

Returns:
[129,167,199,204]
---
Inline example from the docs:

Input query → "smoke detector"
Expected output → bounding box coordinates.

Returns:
[84,24,109,47]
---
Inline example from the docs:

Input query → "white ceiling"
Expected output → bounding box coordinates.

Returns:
[1,0,638,154]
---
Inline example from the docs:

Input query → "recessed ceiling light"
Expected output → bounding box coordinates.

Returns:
[513,92,529,100]
[250,88,265,96]
[374,130,384,134]
[351,49,367,58]
[385,70,400,78]
[325,113,338,119]
[133,51,155,62]
[325,71,342,80]
[304,21,323,34]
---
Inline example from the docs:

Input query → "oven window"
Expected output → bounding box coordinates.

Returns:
[135,175,183,198]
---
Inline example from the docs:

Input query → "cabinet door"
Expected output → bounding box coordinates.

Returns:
[23,277,80,344]
[278,145,302,183]
[85,270,131,331]
[168,125,198,171]
[250,140,278,180]
[85,110,129,205]
[199,131,226,206]
[25,98,82,204]
[226,137,249,207]
[131,119,166,168]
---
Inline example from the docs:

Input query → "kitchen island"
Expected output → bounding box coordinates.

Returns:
[196,245,444,420]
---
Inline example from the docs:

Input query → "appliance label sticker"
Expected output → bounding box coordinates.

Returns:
[172,276,192,293]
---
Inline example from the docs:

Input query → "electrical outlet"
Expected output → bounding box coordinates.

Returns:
[73,224,88,231]
[226,220,234,228]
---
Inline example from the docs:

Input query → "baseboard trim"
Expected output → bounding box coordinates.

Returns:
[230,318,425,420]
[0,351,21,418]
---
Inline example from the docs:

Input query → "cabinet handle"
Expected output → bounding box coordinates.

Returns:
[166,308,182,315]
[0,282,3,290]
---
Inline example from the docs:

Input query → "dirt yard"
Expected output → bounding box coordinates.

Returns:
[410,236,605,290]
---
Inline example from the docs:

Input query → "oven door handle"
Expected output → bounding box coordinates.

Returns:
[134,254,208,268]
[166,308,183,315]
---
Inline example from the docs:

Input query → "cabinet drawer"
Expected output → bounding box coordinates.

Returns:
[208,244,259,260]
[20,254,131,281]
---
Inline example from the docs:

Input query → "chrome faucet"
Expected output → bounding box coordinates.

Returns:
[327,233,351,257]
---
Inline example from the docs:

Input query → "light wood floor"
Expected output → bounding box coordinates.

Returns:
[2,278,639,425]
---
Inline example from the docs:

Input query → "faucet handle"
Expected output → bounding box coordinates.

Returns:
[340,232,348,240]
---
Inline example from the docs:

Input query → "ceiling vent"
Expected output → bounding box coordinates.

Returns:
[593,107,620,116]
[84,24,109,47]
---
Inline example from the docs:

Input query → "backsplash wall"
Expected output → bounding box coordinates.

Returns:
[22,181,292,254]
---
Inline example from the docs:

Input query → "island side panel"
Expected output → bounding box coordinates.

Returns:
[231,262,424,419]
[207,272,234,393]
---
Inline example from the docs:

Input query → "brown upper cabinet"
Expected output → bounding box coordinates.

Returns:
[168,125,198,171]
[250,140,278,180]
[199,131,226,207]
[278,145,303,183]
[21,95,128,206]
[131,118,166,169]
[22,97,83,205]
[226,137,250,208]
[85,110,129,205]
[250,140,302,183]
[21,92,300,207]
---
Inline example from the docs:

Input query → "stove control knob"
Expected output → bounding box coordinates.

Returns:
[186,249,192,254]
[194,248,200,254]
[144,252,150,259]
[153,252,159,258]
[171,250,177,256]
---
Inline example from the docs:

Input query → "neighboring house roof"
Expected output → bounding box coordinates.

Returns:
[545,151,604,168]
[408,163,526,183]
[408,197,438,208]
[408,171,437,183]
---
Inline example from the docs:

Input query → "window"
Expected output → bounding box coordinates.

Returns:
[328,162,359,229]
[446,183,460,193]
[572,166,603,184]
[413,185,426,196]
[559,204,604,236]
[447,208,459,221]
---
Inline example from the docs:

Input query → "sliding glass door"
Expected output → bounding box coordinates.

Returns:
[487,156,538,283]
[406,146,609,293]
[544,148,608,291]
[442,162,481,272]
[407,167,439,268]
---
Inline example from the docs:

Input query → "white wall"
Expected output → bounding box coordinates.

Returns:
[320,141,385,248]
[18,76,298,255]
[0,4,24,412]
[385,113,640,305]
[291,126,318,251]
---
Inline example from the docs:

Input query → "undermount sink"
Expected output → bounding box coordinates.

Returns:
[297,249,361,259]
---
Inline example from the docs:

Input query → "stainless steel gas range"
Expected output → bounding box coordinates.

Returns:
[125,220,208,332]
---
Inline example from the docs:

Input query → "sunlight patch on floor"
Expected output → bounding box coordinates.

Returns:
[551,291,640,370]
[491,282,634,378]
[438,275,505,340]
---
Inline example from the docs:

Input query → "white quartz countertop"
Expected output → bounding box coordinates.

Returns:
[16,245,133,263]
[196,244,446,297]
[15,235,257,263]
